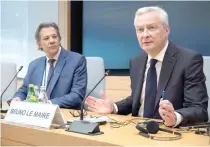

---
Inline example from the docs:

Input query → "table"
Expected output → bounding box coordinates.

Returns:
[1,109,210,146]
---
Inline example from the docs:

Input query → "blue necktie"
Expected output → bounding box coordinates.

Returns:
[143,58,158,118]
[46,59,55,99]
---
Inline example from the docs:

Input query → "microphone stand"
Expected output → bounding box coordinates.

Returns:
[67,70,110,135]
[1,66,23,119]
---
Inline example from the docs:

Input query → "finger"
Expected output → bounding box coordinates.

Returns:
[85,100,94,106]
[87,106,100,112]
[159,100,167,107]
[86,96,97,103]
[164,100,173,107]
[160,109,170,121]
[160,107,174,118]
[86,97,98,105]
[159,106,174,117]
[163,114,176,125]
[160,99,171,104]
[159,101,173,110]
[87,98,104,108]
[159,100,171,106]
[165,112,175,119]
[159,108,165,118]
[163,110,174,118]
[100,90,107,100]
[162,114,171,123]
[85,98,94,104]
[162,104,174,111]
[85,101,95,108]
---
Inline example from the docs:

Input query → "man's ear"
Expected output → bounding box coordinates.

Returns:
[166,25,170,35]
[37,41,43,50]
[37,41,41,48]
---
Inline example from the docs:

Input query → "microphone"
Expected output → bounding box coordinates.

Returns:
[136,121,159,134]
[67,70,110,135]
[80,70,110,120]
[146,121,159,134]
[0,66,23,117]
[136,121,182,141]
[136,123,149,134]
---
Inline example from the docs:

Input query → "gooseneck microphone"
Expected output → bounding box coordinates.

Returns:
[0,66,23,116]
[136,121,182,141]
[80,70,110,120]
[67,70,110,135]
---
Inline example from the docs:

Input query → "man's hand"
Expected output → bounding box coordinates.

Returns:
[159,99,177,127]
[85,91,114,114]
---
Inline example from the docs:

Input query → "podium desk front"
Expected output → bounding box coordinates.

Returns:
[1,109,209,146]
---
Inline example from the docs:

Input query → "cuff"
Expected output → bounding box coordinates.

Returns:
[113,103,118,114]
[174,111,183,127]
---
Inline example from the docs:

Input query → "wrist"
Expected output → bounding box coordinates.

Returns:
[111,103,115,114]
[172,113,177,126]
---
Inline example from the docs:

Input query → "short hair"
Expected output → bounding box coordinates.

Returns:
[134,6,169,26]
[35,22,61,42]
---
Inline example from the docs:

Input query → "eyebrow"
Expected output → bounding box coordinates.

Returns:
[137,23,157,27]
[148,23,157,26]
[43,34,57,38]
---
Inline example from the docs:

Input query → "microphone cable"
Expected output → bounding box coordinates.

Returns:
[68,109,151,128]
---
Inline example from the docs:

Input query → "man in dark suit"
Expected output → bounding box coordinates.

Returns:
[12,22,87,109]
[85,6,209,126]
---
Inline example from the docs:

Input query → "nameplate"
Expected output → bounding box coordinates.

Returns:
[4,101,65,129]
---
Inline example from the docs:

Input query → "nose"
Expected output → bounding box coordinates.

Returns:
[142,29,150,38]
[49,37,55,44]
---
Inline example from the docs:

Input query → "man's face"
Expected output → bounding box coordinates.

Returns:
[38,27,60,58]
[134,11,170,56]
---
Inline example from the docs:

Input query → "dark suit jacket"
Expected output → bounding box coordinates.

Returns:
[116,42,209,125]
[13,48,87,109]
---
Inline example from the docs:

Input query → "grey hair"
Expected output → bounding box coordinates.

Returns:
[134,6,169,26]
[35,22,61,42]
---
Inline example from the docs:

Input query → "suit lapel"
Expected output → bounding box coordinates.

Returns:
[36,57,46,88]
[132,53,147,116]
[48,48,67,97]
[154,43,178,110]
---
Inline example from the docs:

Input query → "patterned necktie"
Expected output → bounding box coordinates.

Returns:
[143,58,158,118]
[46,58,56,99]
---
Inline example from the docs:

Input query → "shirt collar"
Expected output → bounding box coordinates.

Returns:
[147,40,169,63]
[46,46,61,62]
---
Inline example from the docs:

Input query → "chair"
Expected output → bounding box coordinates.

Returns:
[85,57,105,99]
[203,56,210,120]
[0,61,17,103]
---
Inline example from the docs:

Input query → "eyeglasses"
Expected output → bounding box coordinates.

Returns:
[69,110,88,117]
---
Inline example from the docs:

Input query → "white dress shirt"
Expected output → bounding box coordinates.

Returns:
[114,41,183,127]
[41,47,61,88]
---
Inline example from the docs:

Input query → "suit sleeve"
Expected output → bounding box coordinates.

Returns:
[115,60,133,115]
[50,56,87,108]
[13,63,32,100]
[176,54,209,125]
